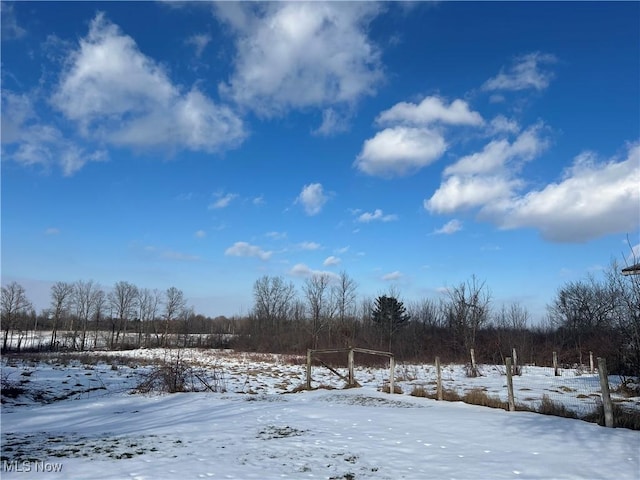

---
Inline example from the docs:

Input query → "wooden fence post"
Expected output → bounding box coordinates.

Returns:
[435,356,443,401]
[306,349,312,390]
[389,356,395,394]
[505,357,515,412]
[597,357,614,428]
[470,348,477,375]
[553,351,559,376]
[589,351,594,374]
[348,348,355,386]
[512,347,518,375]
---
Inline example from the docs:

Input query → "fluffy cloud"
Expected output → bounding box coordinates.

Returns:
[52,13,245,153]
[356,96,484,178]
[323,256,341,266]
[224,241,272,260]
[297,183,329,216]
[1,91,108,176]
[426,125,549,214]
[289,263,340,281]
[489,115,520,135]
[357,209,398,223]
[382,271,403,281]
[208,193,238,209]
[496,145,640,242]
[426,175,520,214]
[354,126,446,177]
[444,124,548,176]
[427,137,640,242]
[216,2,383,116]
[298,242,322,251]
[433,219,463,235]
[376,96,483,127]
[482,52,557,92]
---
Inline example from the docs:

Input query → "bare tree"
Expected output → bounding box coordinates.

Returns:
[91,288,106,349]
[331,271,358,345]
[604,260,640,374]
[163,286,186,347]
[137,288,163,348]
[49,281,74,349]
[72,280,103,350]
[445,275,491,357]
[304,274,335,348]
[547,275,616,364]
[108,281,139,349]
[1,282,33,352]
[252,275,297,345]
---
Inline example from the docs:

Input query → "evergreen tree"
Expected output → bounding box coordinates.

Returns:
[372,295,410,351]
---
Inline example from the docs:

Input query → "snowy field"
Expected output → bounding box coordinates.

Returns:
[1,349,639,479]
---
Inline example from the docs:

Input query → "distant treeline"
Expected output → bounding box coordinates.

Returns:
[2,261,638,375]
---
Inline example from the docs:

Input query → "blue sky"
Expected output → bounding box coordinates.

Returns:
[2,1,639,321]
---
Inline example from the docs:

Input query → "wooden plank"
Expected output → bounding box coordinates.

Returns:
[352,347,394,357]
[316,358,350,382]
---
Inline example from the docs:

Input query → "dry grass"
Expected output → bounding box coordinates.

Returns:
[410,386,429,397]
[582,403,640,430]
[537,395,578,418]
[462,388,508,410]
[380,384,403,394]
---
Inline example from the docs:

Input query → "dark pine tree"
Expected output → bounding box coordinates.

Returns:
[372,295,410,352]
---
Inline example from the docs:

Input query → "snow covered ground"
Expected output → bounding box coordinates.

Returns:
[2,349,639,479]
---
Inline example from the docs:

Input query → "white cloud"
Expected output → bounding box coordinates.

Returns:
[1,90,108,176]
[482,52,557,92]
[208,193,238,209]
[489,115,520,135]
[323,256,341,266]
[289,263,340,281]
[433,219,463,235]
[356,95,486,178]
[194,230,206,239]
[52,13,245,154]
[426,124,549,214]
[266,231,287,240]
[216,2,384,116]
[496,144,640,242]
[252,195,265,205]
[1,2,26,40]
[313,108,351,136]
[428,139,640,243]
[225,241,272,261]
[297,183,329,216]
[354,126,446,177]
[376,96,483,127]
[185,33,211,58]
[382,271,403,281]
[298,241,322,251]
[444,124,548,176]
[425,175,520,214]
[357,209,398,223]
[45,228,60,236]
[335,246,350,254]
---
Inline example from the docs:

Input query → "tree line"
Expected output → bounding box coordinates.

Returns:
[1,261,639,375]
